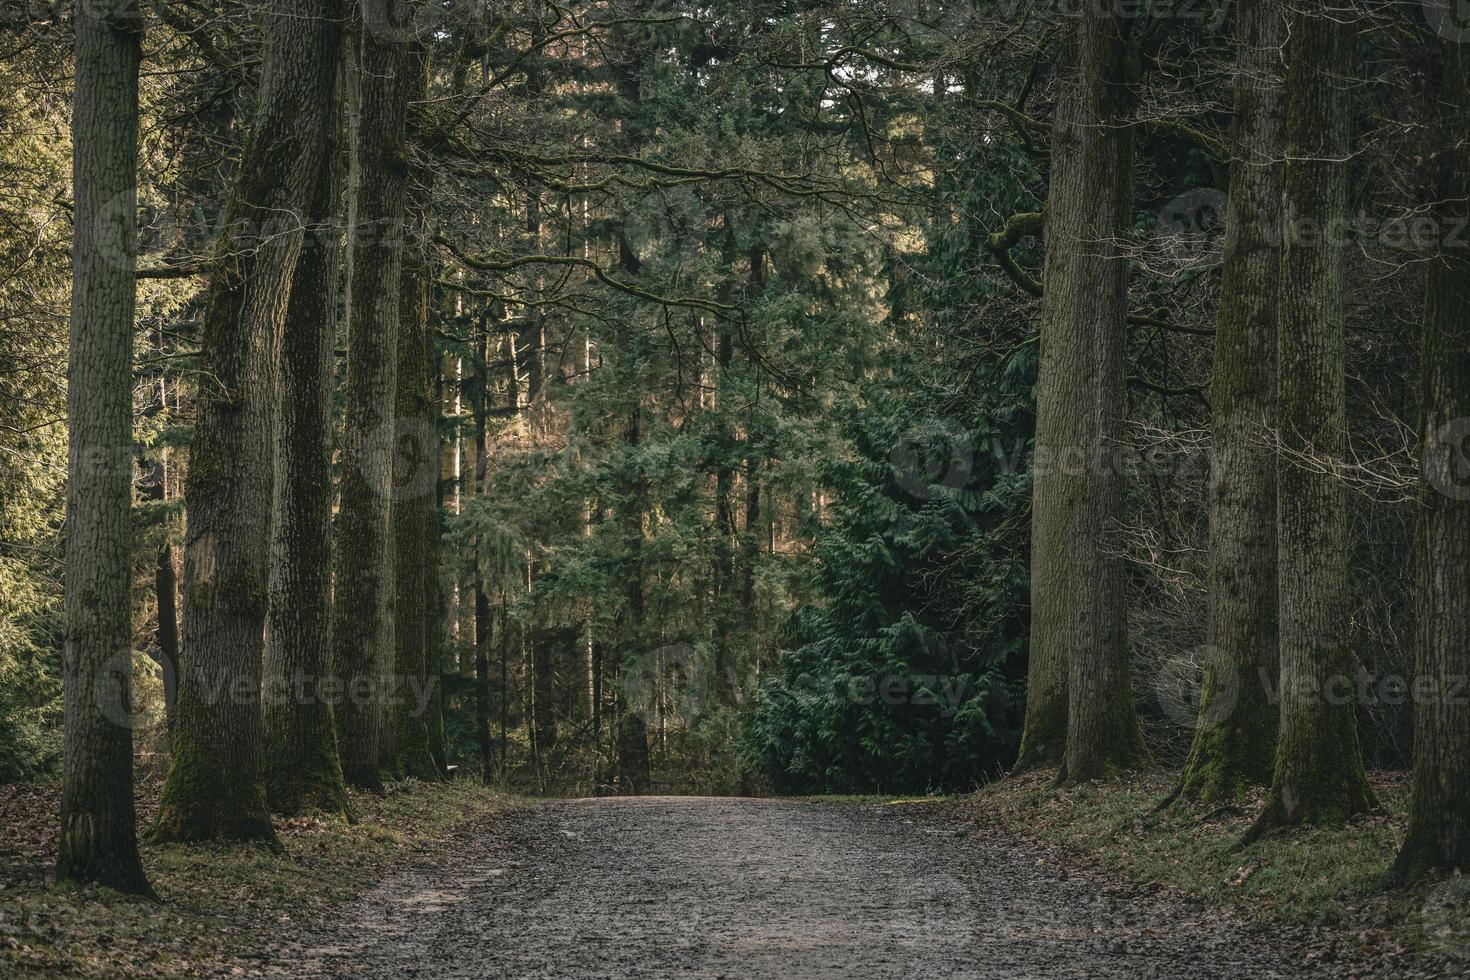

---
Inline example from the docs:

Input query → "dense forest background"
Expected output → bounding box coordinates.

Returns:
[1,0,1465,878]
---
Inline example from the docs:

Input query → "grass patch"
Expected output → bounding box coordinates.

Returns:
[946,769,1469,963]
[0,778,516,978]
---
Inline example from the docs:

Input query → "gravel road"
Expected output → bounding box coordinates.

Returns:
[257,796,1330,979]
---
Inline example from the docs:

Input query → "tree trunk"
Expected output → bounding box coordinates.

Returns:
[138,333,180,740]
[472,316,495,783]
[262,12,349,819]
[1247,2,1374,839]
[332,15,413,794]
[1390,37,1470,883]
[390,49,440,782]
[475,586,493,782]
[426,366,449,775]
[1022,14,1148,781]
[57,0,152,894]
[612,227,651,795]
[1178,0,1284,803]
[157,0,339,844]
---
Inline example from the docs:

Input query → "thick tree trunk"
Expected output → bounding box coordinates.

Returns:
[58,0,152,895]
[157,0,339,844]
[261,14,347,819]
[1247,3,1374,839]
[1021,15,1148,780]
[1390,38,1470,883]
[391,51,440,782]
[333,15,413,794]
[1178,0,1284,803]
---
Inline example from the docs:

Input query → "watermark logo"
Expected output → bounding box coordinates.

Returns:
[621,643,718,727]
[890,420,974,500]
[1424,0,1470,43]
[1154,188,1229,272]
[96,649,163,731]
[1153,644,1239,730]
[1422,875,1470,961]
[361,0,480,43]
[361,415,440,502]
[622,189,708,267]
[1423,417,1470,502]
[993,0,1232,28]
[769,671,974,718]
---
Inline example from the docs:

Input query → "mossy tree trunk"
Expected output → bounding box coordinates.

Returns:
[58,0,152,895]
[1178,0,1284,804]
[1247,2,1374,839]
[392,66,442,781]
[1390,36,1470,884]
[157,0,340,845]
[333,13,413,794]
[262,6,348,820]
[1021,14,1148,781]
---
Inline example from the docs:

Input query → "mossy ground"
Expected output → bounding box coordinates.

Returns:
[0,776,515,978]
[947,769,1467,965]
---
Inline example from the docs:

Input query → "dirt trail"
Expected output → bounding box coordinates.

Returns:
[256,796,1324,978]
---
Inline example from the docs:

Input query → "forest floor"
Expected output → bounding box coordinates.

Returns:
[0,775,514,978]
[944,769,1468,977]
[3,776,1464,977]
[249,794,1446,978]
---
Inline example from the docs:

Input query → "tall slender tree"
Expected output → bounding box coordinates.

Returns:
[155,0,341,844]
[1390,33,1470,883]
[262,4,349,819]
[57,0,152,894]
[1246,0,1374,840]
[1177,0,1285,803]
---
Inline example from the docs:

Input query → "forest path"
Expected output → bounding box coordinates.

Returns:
[258,796,1318,979]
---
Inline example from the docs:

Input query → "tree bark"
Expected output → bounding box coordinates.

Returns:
[157,0,340,844]
[1247,2,1374,839]
[138,330,180,741]
[390,47,440,782]
[612,223,651,794]
[333,13,414,794]
[262,10,348,819]
[58,0,152,895]
[1390,36,1470,883]
[1178,0,1284,803]
[614,390,652,795]
[1020,15,1148,780]
[472,316,495,782]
